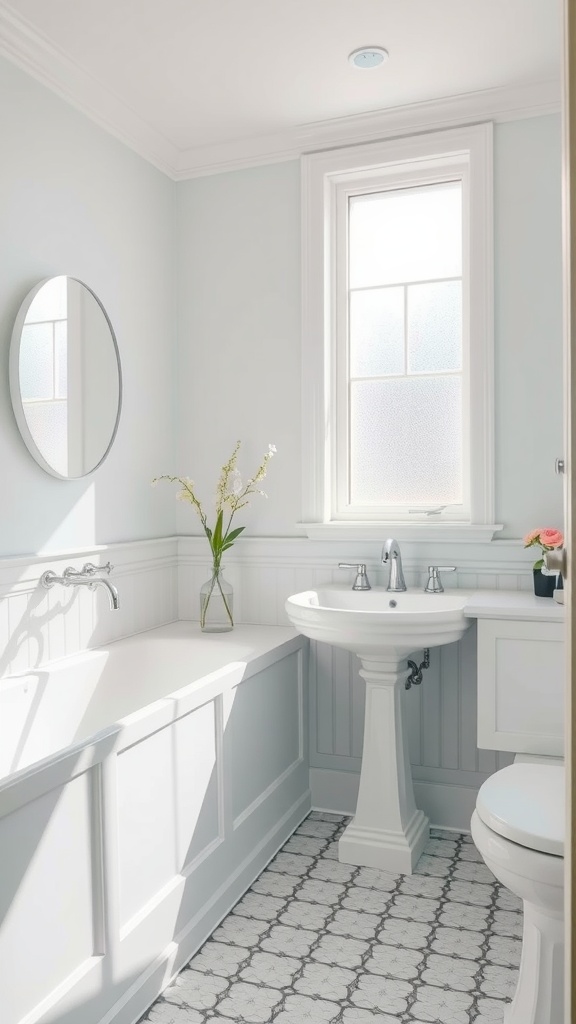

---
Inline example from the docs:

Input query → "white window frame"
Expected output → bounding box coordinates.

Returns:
[300,123,501,542]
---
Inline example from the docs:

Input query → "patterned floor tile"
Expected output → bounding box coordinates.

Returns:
[189,941,250,976]
[430,925,484,960]
[311,933,369,968]
[350,973,412,1014]
[273,994,340,1023]
[408,984,474,1023]
[479,964,519,1000]
[296,820,339,839]
[294,962,355,1000]
[260,924,317,957]
[474,996,509,1021]
[341,1010,399,1024]
[250,871,300,898]
[327,908,381,939]
[267,851,314,876]
[485,934,522,967]
[364,943,424,980]
[491,909,523,938]
[215,982,281,1021]
[420,953,478,992]
[140,817,522,1024]
[388,893,440,922]
[414,854,453,877]
[378,917,434,949]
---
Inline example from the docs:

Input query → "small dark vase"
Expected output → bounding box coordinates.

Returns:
[533,568,556,598]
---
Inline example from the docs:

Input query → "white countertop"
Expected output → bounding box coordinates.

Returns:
[464,590,565,622]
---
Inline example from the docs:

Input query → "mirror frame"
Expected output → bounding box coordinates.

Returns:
[9,277,123,480]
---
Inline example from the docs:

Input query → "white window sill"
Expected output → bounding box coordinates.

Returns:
[299,522,504,543]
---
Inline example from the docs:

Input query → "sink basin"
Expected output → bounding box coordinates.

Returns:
[286,586,472,658]
[286,585,473,874]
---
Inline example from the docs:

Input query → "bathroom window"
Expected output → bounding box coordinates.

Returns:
[301,124,498,541]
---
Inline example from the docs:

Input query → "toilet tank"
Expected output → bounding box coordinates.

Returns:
[476,617,565,757]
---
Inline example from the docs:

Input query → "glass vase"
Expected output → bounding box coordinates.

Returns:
[200,567,234,632]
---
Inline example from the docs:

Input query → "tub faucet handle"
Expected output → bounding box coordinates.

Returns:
[82,561,114,575]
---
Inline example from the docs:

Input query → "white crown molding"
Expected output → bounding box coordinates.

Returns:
[173,79,561,180]
[0,2,179,176]
[0,0,561,181]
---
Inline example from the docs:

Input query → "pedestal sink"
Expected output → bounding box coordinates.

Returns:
[286,587,472,874]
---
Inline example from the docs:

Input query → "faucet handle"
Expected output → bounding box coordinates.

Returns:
[424,565,456,594]
[81,561,114,575]
[338,563,371,591]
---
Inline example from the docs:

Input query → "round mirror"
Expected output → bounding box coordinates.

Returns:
[9,277,122,479]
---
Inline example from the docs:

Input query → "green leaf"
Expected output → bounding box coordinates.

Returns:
[223,526,245,544]
[533,558,544,571]
[212,510,224,551]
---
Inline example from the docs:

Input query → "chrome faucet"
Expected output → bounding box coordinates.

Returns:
[382,538,407,592]
[40,562,120,610]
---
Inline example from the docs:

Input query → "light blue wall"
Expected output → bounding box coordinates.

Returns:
[174,161,301,539]
[494,116,563,536]
[175,115,564,541]
[0,56,177,556]
[0,54,563,558]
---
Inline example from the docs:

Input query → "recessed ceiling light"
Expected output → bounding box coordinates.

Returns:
[348,46,389,70]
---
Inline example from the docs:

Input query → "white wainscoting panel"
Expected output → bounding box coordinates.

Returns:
[0,537,179,678]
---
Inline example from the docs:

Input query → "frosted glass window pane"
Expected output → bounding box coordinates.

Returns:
[55,321,68,400]
[350,377,462,505]
[19,324,54,401]
[23,402,68,476]
[350,287,404,377]
[349,182,462,289]
[408,281,462,373]
[26,276,67,324]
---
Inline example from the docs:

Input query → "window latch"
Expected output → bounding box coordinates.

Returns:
[408,506,447,517]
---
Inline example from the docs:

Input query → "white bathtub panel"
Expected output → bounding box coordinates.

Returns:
[116,705,213,928]
[228,652,302,825]
[175,702,221,871]
[0,770,98,1024]
[117,726,178,927]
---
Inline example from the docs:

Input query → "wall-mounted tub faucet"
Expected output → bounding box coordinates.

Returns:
[40,562,120,610]
[382,538,407,592]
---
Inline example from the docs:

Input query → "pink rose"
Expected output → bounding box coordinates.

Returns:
[523,528,543,545]
[538,528,563,548]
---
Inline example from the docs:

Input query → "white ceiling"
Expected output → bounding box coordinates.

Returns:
[0,0,562,177]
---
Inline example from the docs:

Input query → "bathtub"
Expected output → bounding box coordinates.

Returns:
[0,622,309,1024]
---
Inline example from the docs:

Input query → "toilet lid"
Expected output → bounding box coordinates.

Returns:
[476,763,564,857]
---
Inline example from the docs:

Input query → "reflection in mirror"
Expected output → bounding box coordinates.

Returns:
[10,277,122,478]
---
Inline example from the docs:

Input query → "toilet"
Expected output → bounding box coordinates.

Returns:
[471,760,564,1024]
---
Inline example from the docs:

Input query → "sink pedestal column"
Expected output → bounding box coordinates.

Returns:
[338,653,429,875]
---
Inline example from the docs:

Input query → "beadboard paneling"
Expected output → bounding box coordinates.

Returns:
[0,538,178,677]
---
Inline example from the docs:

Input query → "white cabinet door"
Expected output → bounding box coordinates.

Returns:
[477,619,564,756]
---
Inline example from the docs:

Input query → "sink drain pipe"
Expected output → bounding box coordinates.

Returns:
[405,649,430,690]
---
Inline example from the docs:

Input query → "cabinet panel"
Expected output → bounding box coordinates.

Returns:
[477,620,564,756]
